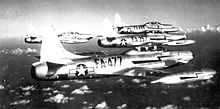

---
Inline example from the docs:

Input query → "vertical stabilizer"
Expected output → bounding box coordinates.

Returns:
[40,25,89,63]
[114,13,122,27]
[25,24,38,38]
[102,18,113,37]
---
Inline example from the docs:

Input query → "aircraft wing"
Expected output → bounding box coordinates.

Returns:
[114,67,170,77]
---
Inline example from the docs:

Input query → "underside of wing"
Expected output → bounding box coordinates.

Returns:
[113,67,170,77]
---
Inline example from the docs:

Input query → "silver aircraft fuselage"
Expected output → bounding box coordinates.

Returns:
[114,22,179,34]
[24,32,93,44]
[31,50,193,80]
[98,34,195,47]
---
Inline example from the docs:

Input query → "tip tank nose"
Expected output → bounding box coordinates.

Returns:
[178,50,193,56]
[201,69,216,75]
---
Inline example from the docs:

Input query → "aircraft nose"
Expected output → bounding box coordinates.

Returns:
[31,65,37,79]
[202,69,217,75]
[31,62,48,80]
[177,51,194,63]
[179,51,193,56]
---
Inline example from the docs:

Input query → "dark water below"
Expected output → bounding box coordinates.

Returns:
[0,31,220,109]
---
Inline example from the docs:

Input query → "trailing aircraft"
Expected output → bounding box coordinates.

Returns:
[58,31,93,44]
[24,35,43,43]
[151,69,216,84]
[25,32,93,44]
[30,26,194,80]
[24,24,43,43]
[98,34,195,48]
[24,25,93,44]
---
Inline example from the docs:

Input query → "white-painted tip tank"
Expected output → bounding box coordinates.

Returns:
[151,69,216,84]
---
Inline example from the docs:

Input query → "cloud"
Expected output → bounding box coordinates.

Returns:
[139,83,147,88]
[0,85,5,89]
[44,94,74,103]
[116,78,124,83]
[71,85,92,95]
[71,80,86,84]
[161,104,177,109]
[117,104,127,109]
[60,84,70,88]
[104,91,112,94]
[182,96,191,101]
[20,85,35,91]
[132,78,141,83]
[0,48,38,55]
[183,24,220,33]
[145,104,178,109]
[53,90,61,94]
[10,99,30,105]
[23,91,31,96]
[43,87,53,91]
[95,101,108,109]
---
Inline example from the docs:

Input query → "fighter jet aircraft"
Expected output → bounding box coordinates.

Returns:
[24,24,43,43]
[24,25,93,44]
[25,32,93,44]
[98,34,195,48]
[24,35,43,43]
[58,31,93,44]
[147,32,186,40]
[113,22,180,34]
[123,45,193,64]
[151,69,216,84]
[145,22,174,29]
[31,26,194,80]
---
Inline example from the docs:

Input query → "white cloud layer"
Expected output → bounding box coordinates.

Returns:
[95,101,108,109]
[0,85,5,89]
[44,94,74,103]
[0,48,38,55]
[10,99,30,105]
[71,85,92,95]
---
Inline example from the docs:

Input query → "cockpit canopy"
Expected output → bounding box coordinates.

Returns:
[145,22,161,25]
[135,45,166,52]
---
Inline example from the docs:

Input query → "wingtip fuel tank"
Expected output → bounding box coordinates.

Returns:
[151,69,216,84]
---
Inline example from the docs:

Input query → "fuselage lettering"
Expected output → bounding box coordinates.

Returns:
[94,56,122,68]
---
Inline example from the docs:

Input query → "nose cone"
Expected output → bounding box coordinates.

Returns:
[31,65,37,79]
[166,34,186,40]
[201,69,216,75]
[177,51,194,63]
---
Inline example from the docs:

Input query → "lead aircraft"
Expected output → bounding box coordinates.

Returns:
[31,26,194,80]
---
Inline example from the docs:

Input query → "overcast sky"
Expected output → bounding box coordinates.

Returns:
[0,0,220,38]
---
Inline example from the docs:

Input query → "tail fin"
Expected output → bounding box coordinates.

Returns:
[40,25,89,64]
[102,18,114,37]
[114,13,122,27]
[101,13,126,37]
[25,24,38,38]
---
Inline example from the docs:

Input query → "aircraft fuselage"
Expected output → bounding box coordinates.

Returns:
[31,51,193,80]
[98,34,194,47]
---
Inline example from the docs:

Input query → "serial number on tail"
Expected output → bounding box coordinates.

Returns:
[94,56,122,68]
